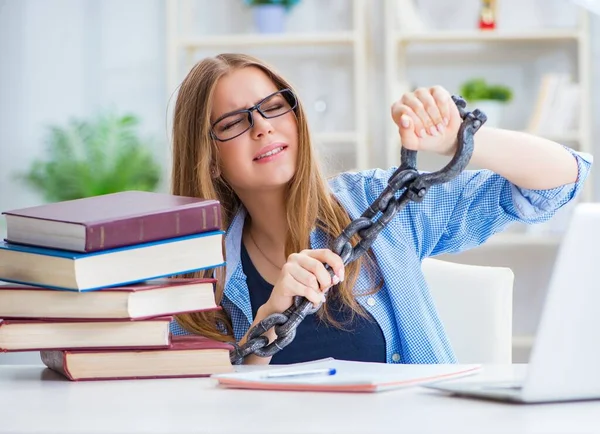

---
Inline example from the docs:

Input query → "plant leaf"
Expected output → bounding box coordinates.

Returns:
[16,110,162,202]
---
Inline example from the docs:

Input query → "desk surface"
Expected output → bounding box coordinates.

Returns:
[1,364,598,434]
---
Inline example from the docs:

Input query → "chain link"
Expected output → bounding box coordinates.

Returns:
[229,95,488,365]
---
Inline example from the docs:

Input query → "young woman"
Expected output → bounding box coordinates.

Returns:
[170,53,592,365]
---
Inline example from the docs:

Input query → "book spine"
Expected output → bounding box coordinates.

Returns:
[40,350,75,380]
[84,202,222,252]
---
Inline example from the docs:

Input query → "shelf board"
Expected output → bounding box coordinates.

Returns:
[533,131,581,143]
[513,335,535,348]
[483,232,562,247]
[396,29,581,44]
[314,131,357,144]
[180,31,357,48]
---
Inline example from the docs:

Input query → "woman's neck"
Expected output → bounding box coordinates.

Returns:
[238,189,287,248]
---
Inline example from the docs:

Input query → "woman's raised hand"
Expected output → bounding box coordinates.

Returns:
[391,85,463,157]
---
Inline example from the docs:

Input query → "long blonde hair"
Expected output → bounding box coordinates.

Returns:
[171,53,377,342]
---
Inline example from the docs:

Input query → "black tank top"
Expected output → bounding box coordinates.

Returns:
[241,242,386,364]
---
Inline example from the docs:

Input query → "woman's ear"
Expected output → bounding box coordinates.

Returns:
[211,166,221,179]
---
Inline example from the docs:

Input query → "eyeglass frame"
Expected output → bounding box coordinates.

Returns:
[209,88,298,142]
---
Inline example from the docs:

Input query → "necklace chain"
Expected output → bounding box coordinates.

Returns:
[248,230,283,270]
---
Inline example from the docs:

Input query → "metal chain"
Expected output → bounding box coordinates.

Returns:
[229,95,488,365]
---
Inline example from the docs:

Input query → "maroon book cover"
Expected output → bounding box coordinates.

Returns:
[40,335,235,381]
[2,190,222,252]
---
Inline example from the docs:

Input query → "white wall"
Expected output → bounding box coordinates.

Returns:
[0,0,598,364]
[0,0,167,216]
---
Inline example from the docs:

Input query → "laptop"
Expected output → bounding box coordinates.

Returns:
[425,202,600,403]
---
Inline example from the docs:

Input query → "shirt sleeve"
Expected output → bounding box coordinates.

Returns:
[363,147,592,260]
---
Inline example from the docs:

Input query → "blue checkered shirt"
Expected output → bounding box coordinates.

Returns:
[171,147,592,364]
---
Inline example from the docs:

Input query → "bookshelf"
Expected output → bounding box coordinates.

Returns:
[163,0,594,361]
[395,28,583,43]
[165,0,369,176]
[382,0,593,360]
[483,232,562,248]
[383,0,593,207]
[178,32,358,48]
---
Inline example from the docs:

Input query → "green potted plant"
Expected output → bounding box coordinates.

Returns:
[16,111,162,203]
[459,78,513,128]
[244,0,301,34]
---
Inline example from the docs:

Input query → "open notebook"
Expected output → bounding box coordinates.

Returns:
[212,358,481,393]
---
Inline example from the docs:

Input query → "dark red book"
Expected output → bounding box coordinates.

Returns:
[40,335,234,381]
[2,190,221,252]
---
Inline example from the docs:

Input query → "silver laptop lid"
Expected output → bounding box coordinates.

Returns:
[522,203,600,402]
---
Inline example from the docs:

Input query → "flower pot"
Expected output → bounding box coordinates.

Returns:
[470,100,505,128]
[253,4,287,34]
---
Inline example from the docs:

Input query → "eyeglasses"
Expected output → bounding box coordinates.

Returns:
[210,89,298,142]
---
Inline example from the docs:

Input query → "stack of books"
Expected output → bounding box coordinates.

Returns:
[0,191,234,381]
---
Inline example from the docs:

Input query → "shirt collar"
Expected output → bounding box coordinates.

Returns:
[224,205,246,284]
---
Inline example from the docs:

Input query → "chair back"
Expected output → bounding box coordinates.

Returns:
[422,258,514,364]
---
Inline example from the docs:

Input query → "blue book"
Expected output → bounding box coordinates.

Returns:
[0,231,225,292]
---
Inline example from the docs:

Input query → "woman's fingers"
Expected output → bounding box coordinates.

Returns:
[282,261,319,291]
[401,92,433,134]
[392,103,422,149]
[393,86,456,139]
[406,88,445,136]
[392,102,423,134]
[288,254,334,291]
[303,249,345,282]
[280,270,325,306]
[288,249,345,290]
[430,85,452,126]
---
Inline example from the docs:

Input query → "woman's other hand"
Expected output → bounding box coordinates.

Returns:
[262,249,345,316]
[241,248,345,365]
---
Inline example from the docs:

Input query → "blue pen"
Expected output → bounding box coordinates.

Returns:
[264,367,337,379]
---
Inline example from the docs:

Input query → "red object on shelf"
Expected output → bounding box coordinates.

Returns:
[479,18,496,30]
[479,0,497,30]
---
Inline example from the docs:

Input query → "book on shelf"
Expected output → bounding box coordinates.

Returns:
[0,278,219,320]
[40,335,234,381]
[526,72,581,139]
[2,190,222,253]
[0,231,225,291]
[0,316,173,352]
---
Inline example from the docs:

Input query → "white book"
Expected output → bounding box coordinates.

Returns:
[527,73,571,135]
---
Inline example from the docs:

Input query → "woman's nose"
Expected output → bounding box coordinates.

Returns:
[250,110,274,138]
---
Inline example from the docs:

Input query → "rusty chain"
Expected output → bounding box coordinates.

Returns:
[229,95,487,365]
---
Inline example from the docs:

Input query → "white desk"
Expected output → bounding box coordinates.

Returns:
[0,364,598,434]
